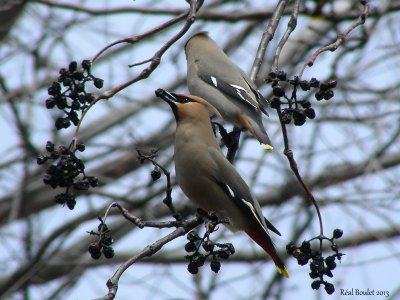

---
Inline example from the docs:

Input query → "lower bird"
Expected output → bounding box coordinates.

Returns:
[155,88,288,277]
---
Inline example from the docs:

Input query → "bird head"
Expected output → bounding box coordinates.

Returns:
[184,31,224,60]
[155,88,221,122]
[184,31,210,50]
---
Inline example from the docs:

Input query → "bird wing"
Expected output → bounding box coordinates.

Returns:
[193,56,263,111]
[208,147,281,236]
[199,73,261,112]
[194,54,269,116]
[238,69,270,115]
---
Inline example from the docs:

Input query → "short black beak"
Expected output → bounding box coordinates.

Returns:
[155,88,178,121]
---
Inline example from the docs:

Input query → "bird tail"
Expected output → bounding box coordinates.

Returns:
[237,113,273,151]
[245,227,289,278]
[261,143,273,152]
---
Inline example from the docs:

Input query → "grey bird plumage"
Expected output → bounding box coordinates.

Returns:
[184,32,272,150]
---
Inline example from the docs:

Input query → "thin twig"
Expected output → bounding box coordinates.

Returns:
[91,9,186,63]
[128,58,152,68]
[299,1,370,79]
[271,0,301,72]
[276,108,324,236]
[111,202,182,229]
[36,0,184,16]
[136,149,178,219]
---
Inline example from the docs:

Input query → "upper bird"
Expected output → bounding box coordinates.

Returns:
[184,31,273,150]
[155,88,288,277]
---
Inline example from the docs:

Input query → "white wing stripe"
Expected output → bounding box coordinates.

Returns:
[230,84,246,91]
[229,84,258,109]
[225,184,266,231]
[226,184,235,198]
[236,91,246,101]
[242,200,265,229]
[211,76,218,87]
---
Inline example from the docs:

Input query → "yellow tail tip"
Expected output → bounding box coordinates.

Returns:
[277,266,289,278]
[261,143,274,152]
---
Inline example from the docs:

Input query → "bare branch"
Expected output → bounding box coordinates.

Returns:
[94,214,203,300]
[272,0,301,71]
[250,0,287,81]
[111,202,182,229]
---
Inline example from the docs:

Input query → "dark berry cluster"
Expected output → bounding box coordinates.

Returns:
[286,228,344,295]
[267,71,337,126]
[46,60,104,130]
[88,218,115,259]
[185,216,235,275]
[37,141,98,210]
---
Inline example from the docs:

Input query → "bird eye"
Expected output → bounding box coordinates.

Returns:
[170,93,192,104]
[178,97,191,104]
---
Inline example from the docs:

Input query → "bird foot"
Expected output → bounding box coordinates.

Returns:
[211,122,241,163]
[226,128,241,163]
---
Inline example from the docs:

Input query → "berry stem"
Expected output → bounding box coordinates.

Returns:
[277,107,324,237]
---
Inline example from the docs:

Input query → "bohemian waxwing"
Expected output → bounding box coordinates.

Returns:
[155,88,288,277]
[184,31,273,150]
